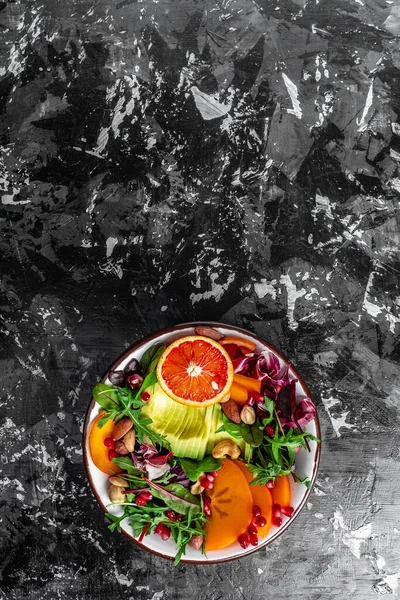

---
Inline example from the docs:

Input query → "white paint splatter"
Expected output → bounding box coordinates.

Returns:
[106,236,118,258]
[254,280,277,299]
[191,86,231,120]
[357,80,374,132]
[342,523,372,559]
[279,273,306,330]
[190,272,235,304]
[321,395,358,437]
[282,73,302,119]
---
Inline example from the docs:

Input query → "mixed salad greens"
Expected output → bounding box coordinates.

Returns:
[89,328,320,564]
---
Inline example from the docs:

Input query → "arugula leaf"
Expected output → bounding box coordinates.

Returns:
[97,409,119,429]
[92,383,120,411]
[143,479,201,515]
[178,456,222,482]
[140,343,166,374]
[262,397,275,425]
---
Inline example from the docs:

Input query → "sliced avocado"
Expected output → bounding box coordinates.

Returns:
[142,384,247,460]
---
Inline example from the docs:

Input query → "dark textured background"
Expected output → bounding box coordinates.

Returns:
[1,0,400,598]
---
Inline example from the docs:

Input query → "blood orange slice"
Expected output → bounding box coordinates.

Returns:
[156,335,234,407]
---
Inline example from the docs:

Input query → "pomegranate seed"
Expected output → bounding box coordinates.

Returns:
[176,514,182,521]
[252,505,261,518]
[247,524,258,536]
[136,496,147,506]
[272,516,282,527]
[265,425,275,437]
[249,534,259,546]
[104,437,115,449]
[204,504,212,517]
[166,510,177,521]
[140,391,150,401]
[272,504,281,518]
[108,449,117,460]
[199,477,213,489]
[251,392,264,403]
[140,491,153,501]
[154,523,164,535]
[161,525,171,541]
[247,396,255,407]
[206,474,215,483]
[126,373,143,389]
[281,506,294,517]
[203,495,211,506]
[238,533,250,549]
[265,480,275,489]
[211,470,219,477]
[138,522,150,543]
[254,516,267,528]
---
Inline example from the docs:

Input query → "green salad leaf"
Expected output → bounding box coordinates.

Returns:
[178,456,222,481]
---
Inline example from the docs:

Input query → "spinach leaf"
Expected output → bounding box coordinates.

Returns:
[144,479,201,515]
[240,423,263,447]
[112,456,143,476]
[178,456,222,482]
[140,343,166,374]
[92,383,120,411]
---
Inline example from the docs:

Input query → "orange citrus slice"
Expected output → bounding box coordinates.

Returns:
[156,335,234,407]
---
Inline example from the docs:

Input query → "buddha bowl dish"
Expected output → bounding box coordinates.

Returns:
[83,322,321,564]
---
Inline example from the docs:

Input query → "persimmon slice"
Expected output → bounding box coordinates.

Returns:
[89,412,122,475]
[156,336,234,408]
[271,474,291,507]
[204,458,253,551]
[235,461,273,538]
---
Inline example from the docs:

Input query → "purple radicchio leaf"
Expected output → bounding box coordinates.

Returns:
[249,352,291,389]
[147,451,173,467]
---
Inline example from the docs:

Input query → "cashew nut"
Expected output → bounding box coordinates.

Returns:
[109,485,126,503]
[212,440,241,460]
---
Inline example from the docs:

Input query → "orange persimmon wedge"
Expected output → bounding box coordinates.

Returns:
[235,461,273,538]
[220,336,257,352]
[229,381,248,405]
[233,373,262,394]
[204,459,253,551]
[89,412,123,475]
[271,474,291,507]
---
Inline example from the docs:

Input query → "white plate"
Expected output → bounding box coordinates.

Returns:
[83,322,321,564]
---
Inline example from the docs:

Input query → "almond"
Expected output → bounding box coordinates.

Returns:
[109,485,125,503]
[114,440,129,455]
[112,417,133,441]
[108,475,129,488]
[194,326,224,341]
[123,429,136,453]
[188,534,204,550]
[221,398,241,424]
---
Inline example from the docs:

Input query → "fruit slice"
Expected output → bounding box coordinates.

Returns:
[219,336,257,352]
[89,412,123,475]
[271,474,291,507]
[235,461,273,538]
[156,335,234,408]
[204,459,253,551]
